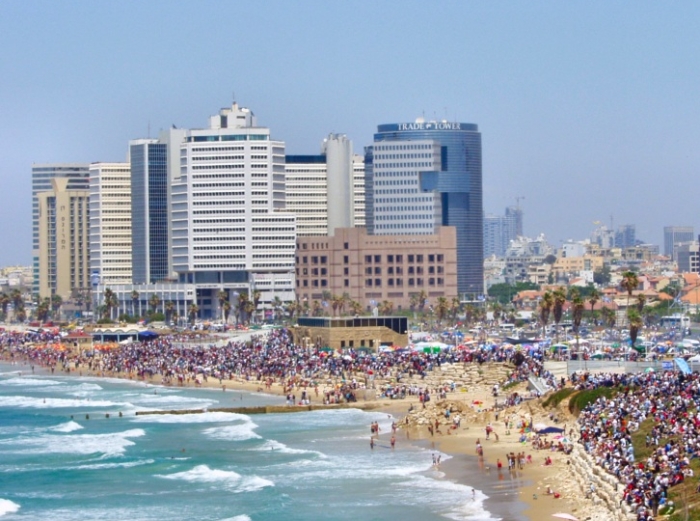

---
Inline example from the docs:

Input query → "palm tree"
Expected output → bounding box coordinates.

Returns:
[103,288,118,321]
[222,301,231,323]
[601,306,616,330]
[311,300,322,317]
[0,292,10,321]
[435,297,450,324]
[330,294,342,317]
[417,290,428,315]
[36,298,50,322]
[164,301,175,324]
[349,300,363,316]
[252,290,262,323]
[636,293,646,313]
[378,300,394,315]
[463,304,476,327]
[237,293,249,325]
[217,290,228,321]
[490,302,503,325]
[148,294,161,316]
[627,308,643,352]
[552,287,567,343]
[571,290,585,355]
[272,296,283,323]
[286,300,298,322]
[450,297,462,324]
[131,290,140,318]
[187,303,199,325]
[50,295,62,320]
[539,291,554,335]
[620,270,639,309]
[588,288,600,326]
[339,293,351,316]
[244,299,256,324]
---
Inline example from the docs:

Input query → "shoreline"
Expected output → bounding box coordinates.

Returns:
[1,355,612,521]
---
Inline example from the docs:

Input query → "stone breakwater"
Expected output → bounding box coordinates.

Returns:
[565,444,636,521]
[369,362,515,391]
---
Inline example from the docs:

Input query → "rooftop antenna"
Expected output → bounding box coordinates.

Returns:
[232,91,236,104]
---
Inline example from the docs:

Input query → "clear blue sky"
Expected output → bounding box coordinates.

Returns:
[2,1,699,264]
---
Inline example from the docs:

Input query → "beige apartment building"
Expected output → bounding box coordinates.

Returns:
[551,254,604,280]
[295,227,457,311]
[37,178,90,300]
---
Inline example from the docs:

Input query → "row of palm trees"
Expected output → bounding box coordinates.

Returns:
[0,289,27,322]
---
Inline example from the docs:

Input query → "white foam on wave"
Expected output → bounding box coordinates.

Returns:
[70,458,155,471]
[0,499,20,517]
[157,464,273,493]
[252,440,326,458]
[0,377,63,387]
[0,428,145,457]
[127,393,214,407]
[0,395,123,409]
[396,474,499,521]
[50,421,83,433]
[219,516,251,521]
[132,411,249,424]
[203,421,261,441]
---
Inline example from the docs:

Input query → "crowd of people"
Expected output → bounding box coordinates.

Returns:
[576,370,700,521]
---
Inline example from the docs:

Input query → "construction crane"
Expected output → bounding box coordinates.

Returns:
[515,196,525,209]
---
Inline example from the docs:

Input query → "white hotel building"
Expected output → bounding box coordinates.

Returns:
[171,103,295,318]
[88,162,132,285]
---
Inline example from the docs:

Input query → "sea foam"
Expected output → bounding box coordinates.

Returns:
[157,464,273,493]
[132,411,251,424]
[50,421,84,433]
[0,428,146,457]
[0,499,20,517]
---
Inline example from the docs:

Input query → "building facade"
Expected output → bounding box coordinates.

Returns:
[37,178,90,300]
[483,205,523,258]
[664,226,695,260]
[171,103,295,318]
[295,226,457,311]
[285,135,365,237]
[365,119,483,296]
[32,164,89,295]
[89,162,132,286]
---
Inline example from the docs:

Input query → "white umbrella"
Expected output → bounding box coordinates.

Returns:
[533,422,548,431]
[552,514,579,521]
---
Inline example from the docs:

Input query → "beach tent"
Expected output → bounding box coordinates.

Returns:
[138,331,159,341]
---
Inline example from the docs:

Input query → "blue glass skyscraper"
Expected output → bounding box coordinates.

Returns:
[366,120,483,296]
[130,140,169,284]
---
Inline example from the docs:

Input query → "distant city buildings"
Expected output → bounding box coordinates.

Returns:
[483,205,523,258]
[664,226,695,260]
[614,224,636,249]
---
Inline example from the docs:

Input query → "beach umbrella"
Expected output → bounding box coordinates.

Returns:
[644,367,655,373]
[552,514,579,521]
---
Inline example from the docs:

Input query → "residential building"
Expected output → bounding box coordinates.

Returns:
[664,226,695,260]
[32,164,89,294]
[171,102,295,318]
[552,255,604,281]
[365,119,483,296]
[89,162,132,286]
[295,226,457,311]
[503,234,554,284]
[37,178,90,300]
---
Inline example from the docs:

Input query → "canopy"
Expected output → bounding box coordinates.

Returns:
[536,426,565,434]
[138,331,159,341]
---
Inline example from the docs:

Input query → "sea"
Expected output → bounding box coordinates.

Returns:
[0,362,512,521]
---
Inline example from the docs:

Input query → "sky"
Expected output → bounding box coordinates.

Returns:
[1,1,700,265]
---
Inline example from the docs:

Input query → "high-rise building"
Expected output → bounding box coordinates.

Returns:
[614,224,636,249]
[171,103,295,317]
[664,226,695,259]
[32,164,89,294]
[285,134,365,237]
[88,162,132,286]
[365,119,483,295]
[37,178,90,300]
[483,205,524,258]
[129,139,169,284]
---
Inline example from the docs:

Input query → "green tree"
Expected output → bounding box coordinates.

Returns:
[217,290,229,321]
[50,295,62,319]
[187,303,199,325]
[435,297,449,324]
[539,291,553,334]
[601,306,616,330]
[588,288,600,326]
[487,282,539,306]
[552,287,567,343]
[620,271,639,308]
[131,290,140,318]
[378,300,394,315]
[627,308,643,350]
[593,266,611,285]
[103,288,118,321]
[148,294,161,315]
[571,289,585,354]
[164,301,175,324]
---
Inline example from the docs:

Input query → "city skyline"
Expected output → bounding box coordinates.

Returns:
[3,2,700,263]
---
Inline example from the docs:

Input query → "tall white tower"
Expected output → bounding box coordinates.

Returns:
[324,134,354,236]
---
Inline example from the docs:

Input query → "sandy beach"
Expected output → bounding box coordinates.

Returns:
[4,353,616,521]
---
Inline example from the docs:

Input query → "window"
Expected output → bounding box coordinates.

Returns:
[343,255,349,264]
[417,278,423,286]
[408,255,414,263]
[429,278,435,286]
[343,267,349,275]
[374,255,381,263]
[408,278,415,286]
[303,256,308,263]
[344,279,349,287]
[375,278,381,287]
[365,279,372,287]
[320,256,327,264]
[388,266,394,275]
[437,254,444,262]
[396,255,403,263]
[428,266,435,274]
[344,242,349,249]
[387,254,394,263]
[388,279,394,286]
[396,278,403,286]
[428,254,435,262]
[365,267,372,275]
[408,266,415,275]
[365,255,372,263]
[396,266,403,275]
[417,254,423,263]
[374,267,381,275]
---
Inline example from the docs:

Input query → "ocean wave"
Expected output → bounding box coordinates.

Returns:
[0,377,63,387]
[156,464,273,493]
[69,458,155,471]
[203,421,261,441]
[0,395,125,409]
[252,440,326,458]
[0,499,20,517]
[0,428,146,457]
[132,411,250,424]
[219,516,251,521]
[50,421,83,433]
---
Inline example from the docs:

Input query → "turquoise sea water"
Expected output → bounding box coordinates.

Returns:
[0,362,502,521]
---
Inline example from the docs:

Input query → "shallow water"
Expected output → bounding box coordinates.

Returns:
[0,362,505,521]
